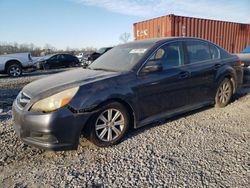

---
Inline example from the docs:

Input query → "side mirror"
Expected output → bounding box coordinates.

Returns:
[141,60,163,74]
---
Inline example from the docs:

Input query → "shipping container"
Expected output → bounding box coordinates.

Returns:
[133,14,250,53]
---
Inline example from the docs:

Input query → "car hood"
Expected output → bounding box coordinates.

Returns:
[23,68,120,98]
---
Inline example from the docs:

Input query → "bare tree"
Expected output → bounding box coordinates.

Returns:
[44,43,56,55]
[119,32,131,43]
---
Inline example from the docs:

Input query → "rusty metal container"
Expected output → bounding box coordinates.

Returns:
[133,14,250,53]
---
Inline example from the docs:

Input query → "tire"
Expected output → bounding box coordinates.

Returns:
[89,102,130,147]
[7,63,22,77]
[215,78,233,108]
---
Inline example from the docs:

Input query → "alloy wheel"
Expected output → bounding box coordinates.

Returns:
[9,66,21,77]
[95,108,125,142]
[218,81,231,104]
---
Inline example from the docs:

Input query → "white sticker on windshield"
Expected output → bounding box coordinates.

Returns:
[129,49,147,54]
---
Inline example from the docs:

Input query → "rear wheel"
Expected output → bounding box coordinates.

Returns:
[7,64,22,77]
[89,102,130,147]
[215,78,233,108]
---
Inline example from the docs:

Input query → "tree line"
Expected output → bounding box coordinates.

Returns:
[0,32,131,57]
[0,42,96,57]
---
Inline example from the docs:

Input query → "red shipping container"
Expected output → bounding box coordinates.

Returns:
[133,14,250,53]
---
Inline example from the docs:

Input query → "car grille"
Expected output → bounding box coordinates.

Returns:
[17,92,31,109]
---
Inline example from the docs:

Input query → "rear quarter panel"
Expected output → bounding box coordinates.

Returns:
[215,56,243,93]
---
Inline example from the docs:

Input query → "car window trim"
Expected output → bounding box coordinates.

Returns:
[209,43,221,60]
[137,40,185,75]
[183,40,218,65]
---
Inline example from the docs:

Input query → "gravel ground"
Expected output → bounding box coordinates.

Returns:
[0,70,250,187]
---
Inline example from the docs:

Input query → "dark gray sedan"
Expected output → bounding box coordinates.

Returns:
[12,37,243,150]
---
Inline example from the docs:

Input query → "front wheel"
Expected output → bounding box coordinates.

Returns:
[215,78,233,108]
[89,102,130,147]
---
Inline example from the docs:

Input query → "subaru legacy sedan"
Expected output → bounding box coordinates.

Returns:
[12,37,243,150]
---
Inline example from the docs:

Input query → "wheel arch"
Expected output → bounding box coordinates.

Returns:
[82,97,137,134]
[94,98,136,129]
[5,60,22,72]
[215,67,237,94]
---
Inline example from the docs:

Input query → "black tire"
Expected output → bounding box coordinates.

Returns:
[215,78,233,108]
[89,102,130,147]
[7,63,22,77]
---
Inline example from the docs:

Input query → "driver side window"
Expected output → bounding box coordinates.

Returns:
[149,42,183,70]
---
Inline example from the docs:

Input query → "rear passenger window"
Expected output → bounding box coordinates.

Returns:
[186,41,211,63]
[209,44,220,59]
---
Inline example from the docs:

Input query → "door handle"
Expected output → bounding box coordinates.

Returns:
[178,71,190,79]
[214,63,222,70]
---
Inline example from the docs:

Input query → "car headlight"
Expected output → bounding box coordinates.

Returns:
[31,87,79,112]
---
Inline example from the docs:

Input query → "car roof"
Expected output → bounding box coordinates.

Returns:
[122,37,214,47]
[118,37,218,47]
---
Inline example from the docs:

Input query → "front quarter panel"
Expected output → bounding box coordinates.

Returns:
[69,73,137,114]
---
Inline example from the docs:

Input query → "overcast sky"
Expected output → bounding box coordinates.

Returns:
[0,0,249,49]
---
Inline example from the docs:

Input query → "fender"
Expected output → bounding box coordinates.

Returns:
[214,65,237,94]
[69,73,139,123]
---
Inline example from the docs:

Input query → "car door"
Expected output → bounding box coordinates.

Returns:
[57,54,67,67]
[182,40,221,104]
[47,55,58,69]
[64,55,72,67]
[67,55,78,66]
[136,41,192,122]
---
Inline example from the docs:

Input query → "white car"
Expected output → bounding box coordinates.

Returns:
[76,52,84,60]
[236,45,250,65]
[0,53,34,77]
[236,46,250,85]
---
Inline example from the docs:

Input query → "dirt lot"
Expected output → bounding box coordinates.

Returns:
[0,69,250,187]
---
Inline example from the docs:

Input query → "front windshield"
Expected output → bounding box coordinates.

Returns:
[96,48,107,54]
[89,44,152,72]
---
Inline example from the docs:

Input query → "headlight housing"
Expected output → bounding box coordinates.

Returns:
[30,87,79,112]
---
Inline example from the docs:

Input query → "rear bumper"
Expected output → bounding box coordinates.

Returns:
[12,101,92,151]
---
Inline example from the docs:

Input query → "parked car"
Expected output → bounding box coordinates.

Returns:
[81,47,113,67]
[76,52,84,60]
[36,53,79,70]
[12,37,243,150]
[0,53,34,77]
[236,45,250,66]
[76,51,95,62]
[236,45,250,85]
